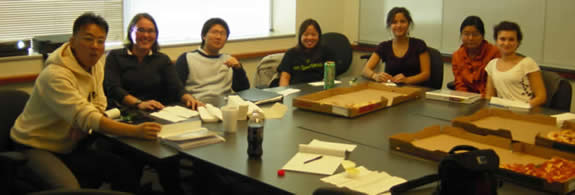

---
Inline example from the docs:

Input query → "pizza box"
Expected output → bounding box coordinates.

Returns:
[389,125,575,194]
[293,82,423,118]
[451,108,562,145]
[536,121,575,153]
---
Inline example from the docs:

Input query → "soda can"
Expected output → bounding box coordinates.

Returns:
[323,61,335,89]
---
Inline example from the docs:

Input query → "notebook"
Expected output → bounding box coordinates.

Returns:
[236,88,283,105]
[425,89,481,104]
[282,140,356,175]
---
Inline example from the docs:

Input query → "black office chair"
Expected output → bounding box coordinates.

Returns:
[0,90,129,194]
[421,47,444,89]
[320,32,353,76]
[542,70,572,112]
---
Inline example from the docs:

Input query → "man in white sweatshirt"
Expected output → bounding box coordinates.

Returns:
[10,13,161,193]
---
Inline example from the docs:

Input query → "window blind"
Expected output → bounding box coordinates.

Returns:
[0,0,123,42]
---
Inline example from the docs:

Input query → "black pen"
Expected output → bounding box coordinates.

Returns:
[303,155,323,164]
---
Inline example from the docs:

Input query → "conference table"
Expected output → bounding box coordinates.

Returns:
[107,82,564,194]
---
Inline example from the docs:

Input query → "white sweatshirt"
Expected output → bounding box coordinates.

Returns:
[11,42,107,154]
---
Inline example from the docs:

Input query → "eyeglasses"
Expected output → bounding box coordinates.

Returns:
[208,30,227,37]
[136,28,156,34]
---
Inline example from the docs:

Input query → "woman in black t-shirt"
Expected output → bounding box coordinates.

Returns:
[362,7,430,85]
[277,19,335,86]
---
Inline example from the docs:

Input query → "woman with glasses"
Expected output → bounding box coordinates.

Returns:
[103,13,197,195]
[452,16,500,94]
[104,13,201,111]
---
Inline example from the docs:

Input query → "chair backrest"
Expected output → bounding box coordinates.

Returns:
[542,70,572,111]
[320,32,352,76]
[0,90,29,152]
[254,53,285,89]
[421,47,444,89]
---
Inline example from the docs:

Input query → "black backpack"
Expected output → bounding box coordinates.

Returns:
[390,145,500,195]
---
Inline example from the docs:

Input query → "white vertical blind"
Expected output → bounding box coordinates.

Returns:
[0,0,123,42]
[124,0,271,44]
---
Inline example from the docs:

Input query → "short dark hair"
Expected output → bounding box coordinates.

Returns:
[493,21,523,43]
[201,18,230,47]
[297,18,322,50]
[125,13,160,52]
[386,7,413,29]
[73,12,109,35]
[460,16,485,37]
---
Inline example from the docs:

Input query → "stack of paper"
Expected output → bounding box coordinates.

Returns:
[489,97,531,111]
[321,166,406,195]
[150,106,198,122]
[425,89,481,104]
[282,139,357,175]
[159,120,225,150]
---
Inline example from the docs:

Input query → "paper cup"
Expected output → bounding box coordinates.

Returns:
[105,108,121,119]
[237,103,249,120]
[222,106,239,133]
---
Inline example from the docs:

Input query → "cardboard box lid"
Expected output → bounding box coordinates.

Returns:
[391,125,575,165]
[452,108,562,144]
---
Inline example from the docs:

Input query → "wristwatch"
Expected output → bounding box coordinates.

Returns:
[133,100,143,108]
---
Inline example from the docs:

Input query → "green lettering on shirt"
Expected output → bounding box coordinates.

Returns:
[293,63,323,71]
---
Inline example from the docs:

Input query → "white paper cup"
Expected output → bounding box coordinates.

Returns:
[237,103,249,120]
[105,108,121,119]
[222,106,239,133]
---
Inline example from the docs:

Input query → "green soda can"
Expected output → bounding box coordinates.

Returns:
[323,61,335,89]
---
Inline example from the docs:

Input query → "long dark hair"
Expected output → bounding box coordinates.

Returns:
[296,18,322,51]
[125,13,160,52]
[386,7,413,29]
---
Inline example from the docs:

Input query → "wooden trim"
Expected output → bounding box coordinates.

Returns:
[232,49,287,60]
[0,74,38,85]
[352,44,376,53]
[0,49,289,86]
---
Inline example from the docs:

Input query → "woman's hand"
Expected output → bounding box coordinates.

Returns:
[372,72,393,82]
[137,100,165,111]
[391,73,406,83]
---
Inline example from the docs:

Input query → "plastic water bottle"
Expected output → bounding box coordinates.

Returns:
[247,110,265,158]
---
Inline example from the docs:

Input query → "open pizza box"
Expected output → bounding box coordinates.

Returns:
[536,120,575,153]
[293,82,423,118]
[451,108,575,154]
[451,108,564,144]
[389,125,575,194]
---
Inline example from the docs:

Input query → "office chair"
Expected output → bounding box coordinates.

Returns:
[421,47,444,89]
[0,90,79,194]
[320,32,353,76]
[541,70,572,112]
[0,90,129,194]
[254,53,285,88]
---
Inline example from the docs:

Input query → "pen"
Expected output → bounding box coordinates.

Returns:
[303,155,323,164]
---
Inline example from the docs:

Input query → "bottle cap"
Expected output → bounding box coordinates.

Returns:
[277,169,285,177]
